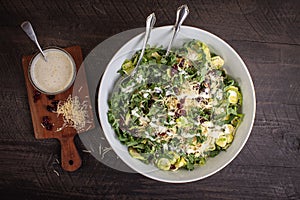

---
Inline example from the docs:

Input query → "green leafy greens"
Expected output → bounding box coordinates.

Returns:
[108,40,243,171]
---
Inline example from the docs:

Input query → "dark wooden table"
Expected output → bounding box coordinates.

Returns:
[1,0,299,199]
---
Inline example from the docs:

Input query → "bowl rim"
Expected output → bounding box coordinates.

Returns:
[98,25,256,183]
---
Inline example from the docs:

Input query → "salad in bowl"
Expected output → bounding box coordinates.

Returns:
[98,26,255,183]
[108,40,243,171]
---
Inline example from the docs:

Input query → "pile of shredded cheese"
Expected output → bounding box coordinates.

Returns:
[56,95,89,132]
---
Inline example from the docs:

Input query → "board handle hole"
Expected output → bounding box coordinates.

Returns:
[69,160,74,165]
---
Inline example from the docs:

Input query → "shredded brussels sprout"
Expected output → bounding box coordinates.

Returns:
[108,40,243,171]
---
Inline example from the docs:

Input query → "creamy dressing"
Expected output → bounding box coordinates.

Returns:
[30,49,75,94]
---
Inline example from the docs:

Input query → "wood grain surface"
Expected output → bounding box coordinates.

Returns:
[0,0,300,199]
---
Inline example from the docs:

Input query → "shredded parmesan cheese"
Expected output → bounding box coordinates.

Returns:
[78,86,83,93]
[56,95,89,132]
[101,147,112,159]
[53,169,60,176]
[82,149,91,153]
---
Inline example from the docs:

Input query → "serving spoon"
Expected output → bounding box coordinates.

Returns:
[165,4,189,56]
[136,13,156,67]
[21,21,47,61]
[113,5,189,87]
[111,6,189,138]
[112,5,189,94]
[112,13,156,93]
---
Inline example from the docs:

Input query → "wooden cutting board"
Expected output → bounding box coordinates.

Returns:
[22,46,94,172]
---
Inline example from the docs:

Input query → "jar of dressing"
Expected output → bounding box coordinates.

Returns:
[28,47,76,95]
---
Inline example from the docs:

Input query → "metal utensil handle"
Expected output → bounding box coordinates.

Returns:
[136,13,156,67]
[166,4,189,56]
[21,21,47,60]
[112,13,156,94]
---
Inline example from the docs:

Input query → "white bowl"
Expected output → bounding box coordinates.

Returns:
[98,25,256,183]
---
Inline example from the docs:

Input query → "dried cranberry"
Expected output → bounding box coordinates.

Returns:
[171,68,178,76]
[148,99,155,107]
[45,123,53,130]
[119,118,126,130]
[47,95,55,100]
[47,105,55,112]
[196,97,202,102]
[180,98,186,104]
[172,64,178,70]
[33,90,41,103]
[199,118,206,124]
[173,87,179,94]
[51,100,59,106]
[175,109,187,118]
[47,100,59,112]
[175,111,180,118]
[180,109,187,116]
[177,103,183,109]
[178,63,183,68]
[157,132,166,137]
[199,84,203,90]
[41,116,53,131]
[178,59,185,68]
[42,116,50,124]
[170,164,176,170]
[41,121,48,128]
